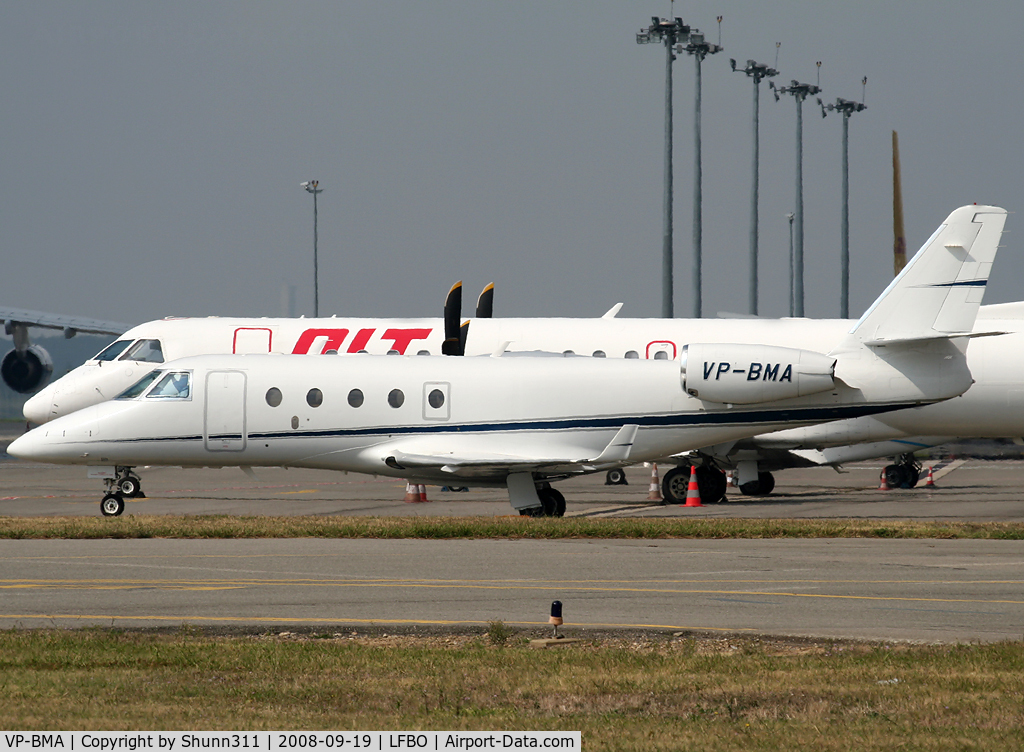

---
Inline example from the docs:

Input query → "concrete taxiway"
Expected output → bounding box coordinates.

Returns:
[3,443,1024,642]
[2,449,1024,521]
[1,537,1022,643]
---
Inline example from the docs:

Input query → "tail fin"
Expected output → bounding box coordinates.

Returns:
[849,205,1006,345]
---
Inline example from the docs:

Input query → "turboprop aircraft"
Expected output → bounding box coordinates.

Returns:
[8,204,1007,516]
[0,307,129,395]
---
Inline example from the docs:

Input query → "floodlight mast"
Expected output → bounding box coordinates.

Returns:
[786,212,795,316]
[301,180,324,317]
[678,22,723,318]
[730,56,779,315]
[818,80,867,319]
[770,71,822,317]
[637,16,690,318]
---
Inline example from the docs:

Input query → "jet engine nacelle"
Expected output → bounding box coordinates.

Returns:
[681,343,835,404]
[1,345,54,394]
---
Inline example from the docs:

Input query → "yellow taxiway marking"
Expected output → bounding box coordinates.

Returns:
[2,578,1023,606]
[279,489,318,495]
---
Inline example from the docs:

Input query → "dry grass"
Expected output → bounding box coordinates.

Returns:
[2,628,1023,749]
[1,515,1023,540]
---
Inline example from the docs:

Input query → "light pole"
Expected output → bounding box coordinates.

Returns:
[637,15,690,318]
[771,69,822,317]
[786,212,795,316]
[300,180,323,318]
[819,79,867,318]
[679,22,723,318]
[731,56,778,315]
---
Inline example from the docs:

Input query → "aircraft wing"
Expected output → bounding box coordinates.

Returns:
[0,307,131,337]
[383,424,640,477]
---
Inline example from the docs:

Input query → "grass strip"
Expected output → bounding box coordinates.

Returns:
[1,515,1024,539]
[2,628,1023,749]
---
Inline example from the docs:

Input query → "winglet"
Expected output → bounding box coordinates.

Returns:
[589,424,639,464]
[601,303,624,319]
[848,205,1006,345]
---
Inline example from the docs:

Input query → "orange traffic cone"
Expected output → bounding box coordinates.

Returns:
[924,466,935,487]
[418,484,430,503]
[647,464,663,502]
[683,465,703,507]
[878,469,890,491]
[404,482,420,503]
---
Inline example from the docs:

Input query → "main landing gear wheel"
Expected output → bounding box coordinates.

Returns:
[739,471,776,497]
[116,467,145,498]
[101,493,125,517]
[537,487,566,517]
[883,463,921,489]
[661,465,727,505]
[884,453,923,489]
[118,476,140,497]
[605,468,628,485]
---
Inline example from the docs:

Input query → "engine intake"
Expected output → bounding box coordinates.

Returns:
[681,343,835,404]
[1,345,54,394]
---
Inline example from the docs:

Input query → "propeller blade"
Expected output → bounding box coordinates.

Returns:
[476,283,494,318]
[442,281,463,356]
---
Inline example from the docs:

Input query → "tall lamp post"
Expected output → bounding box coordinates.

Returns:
[819,79,867,319]
[771,70,821,317]
[300,180,323,317]
[730,56,778,315]
[679,23,723,318]
[786,212,795,316]
[637,16,690,318]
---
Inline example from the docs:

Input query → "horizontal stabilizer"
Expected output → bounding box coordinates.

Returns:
[862,329,1008,347]
[847,205,1006,345]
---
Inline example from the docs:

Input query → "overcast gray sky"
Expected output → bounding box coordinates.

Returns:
[1,1,1021,324]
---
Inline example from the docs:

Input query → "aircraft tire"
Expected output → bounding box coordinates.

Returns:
[551,488,566,517]
[884,464,910,489]
[605,469,628,485]
[739,472,776,497]
[101,493,125,517]
[660,466,690,504]
[118,476,140,497]
[696,465,727,504]
[538,487,566,517]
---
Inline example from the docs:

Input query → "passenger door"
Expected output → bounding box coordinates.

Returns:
[205,370,247,451]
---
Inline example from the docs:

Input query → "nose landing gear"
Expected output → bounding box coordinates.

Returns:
[98,467,143,517]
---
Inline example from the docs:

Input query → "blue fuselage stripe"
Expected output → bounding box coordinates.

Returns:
[100,402,921,445]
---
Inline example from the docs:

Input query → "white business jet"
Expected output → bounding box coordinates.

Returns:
[9,205,1006,516]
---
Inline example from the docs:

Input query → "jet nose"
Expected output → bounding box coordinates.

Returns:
[7,428,46,461]
[23,387,55,424]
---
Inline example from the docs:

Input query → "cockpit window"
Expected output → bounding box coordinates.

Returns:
[121,339,164,363]
[95,340,133,362]
[147,371,191,399]
[116,370,162,399]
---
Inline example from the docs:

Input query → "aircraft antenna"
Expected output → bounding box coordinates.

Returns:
[768,72,822,317]
[730,55,779,315]
[817,80,867,318]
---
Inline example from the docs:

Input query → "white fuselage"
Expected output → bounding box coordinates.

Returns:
[28,311,1024,449]
[8,349,953,491]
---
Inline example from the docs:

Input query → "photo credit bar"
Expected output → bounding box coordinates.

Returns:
[0,733,581,751]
